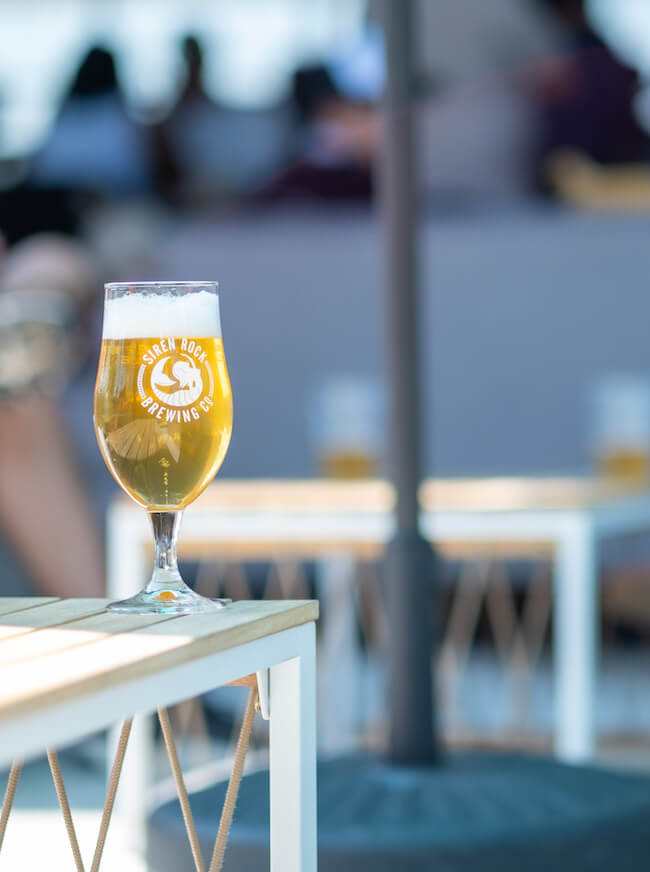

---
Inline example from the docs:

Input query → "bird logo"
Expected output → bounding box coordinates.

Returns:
[150,352,204,407]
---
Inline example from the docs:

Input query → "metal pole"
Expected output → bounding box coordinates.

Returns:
[380,0,437,765]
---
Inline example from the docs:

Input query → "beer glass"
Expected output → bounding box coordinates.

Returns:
[591,375,650,487]
[94,281,232,613]
[310,376,383,478]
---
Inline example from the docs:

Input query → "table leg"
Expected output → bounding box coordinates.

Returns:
[107,506,153,855]
[316,555,362,751]
[269,622,317,872]
[107,503,148,602]
[554,513,598,762]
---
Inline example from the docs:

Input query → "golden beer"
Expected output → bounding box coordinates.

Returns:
[319,449,379,479]
[597,447,649,488]
[94,335,232,509]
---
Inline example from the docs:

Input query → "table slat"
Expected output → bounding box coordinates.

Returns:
[0,610,176,666]
[0,599,108,642]
[182,476,632,513]
[0,598,59,617]
[0,599,317,721]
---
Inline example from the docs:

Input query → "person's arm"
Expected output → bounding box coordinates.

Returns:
[0,396,104,597]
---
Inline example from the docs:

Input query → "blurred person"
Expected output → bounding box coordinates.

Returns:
[155,34,292,204]
[0,46,151,247]
[365,0,561,201]
[253,63,377,203]
[152,34,214,201]
[291,65,378,171]
[368,0,561,85]
[29,45,152,197]
[370,0,648,201]
[533,0,650,180]
[0,233,107,597]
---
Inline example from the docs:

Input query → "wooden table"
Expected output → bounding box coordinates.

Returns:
[0,597,318,871]
[108,476,650,762]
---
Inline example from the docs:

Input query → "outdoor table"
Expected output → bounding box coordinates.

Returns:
[108,476,650,763]
[0,597,318,871]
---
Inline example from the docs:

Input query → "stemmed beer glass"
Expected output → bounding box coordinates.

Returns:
[94,282,232,613]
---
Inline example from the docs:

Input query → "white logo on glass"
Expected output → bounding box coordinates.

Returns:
[150,354,203,408]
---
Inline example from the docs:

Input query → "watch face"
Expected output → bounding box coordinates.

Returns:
[0,289,77,399]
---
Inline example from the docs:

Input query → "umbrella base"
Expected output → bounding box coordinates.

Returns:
[147,752,650,871]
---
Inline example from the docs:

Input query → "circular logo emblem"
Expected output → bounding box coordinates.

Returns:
[150,353,203,408]
[137,339,215,421]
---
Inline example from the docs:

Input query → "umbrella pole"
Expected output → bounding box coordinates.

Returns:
[381,0,437,765]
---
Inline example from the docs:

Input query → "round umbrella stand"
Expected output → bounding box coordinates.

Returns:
[148,752,650,871]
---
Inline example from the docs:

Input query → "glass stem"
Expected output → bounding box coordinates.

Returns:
[146,511,188,592]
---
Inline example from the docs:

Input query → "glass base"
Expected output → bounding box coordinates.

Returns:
[109,511,231,614]
[108,588,231,615]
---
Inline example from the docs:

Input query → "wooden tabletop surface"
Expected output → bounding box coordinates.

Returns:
[109,478,650,564]
[0,598,318,722]
[175,477,649,514]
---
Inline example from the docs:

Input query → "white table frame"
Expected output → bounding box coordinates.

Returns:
[0,615,317,872]
[108,489,650,764]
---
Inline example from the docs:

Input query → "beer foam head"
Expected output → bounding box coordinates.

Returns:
[102,290,222,339]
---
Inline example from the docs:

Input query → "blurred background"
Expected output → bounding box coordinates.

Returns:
[5,0,650,867]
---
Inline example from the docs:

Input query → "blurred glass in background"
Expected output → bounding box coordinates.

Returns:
[591,374,650,486]
[309,376,383,478]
